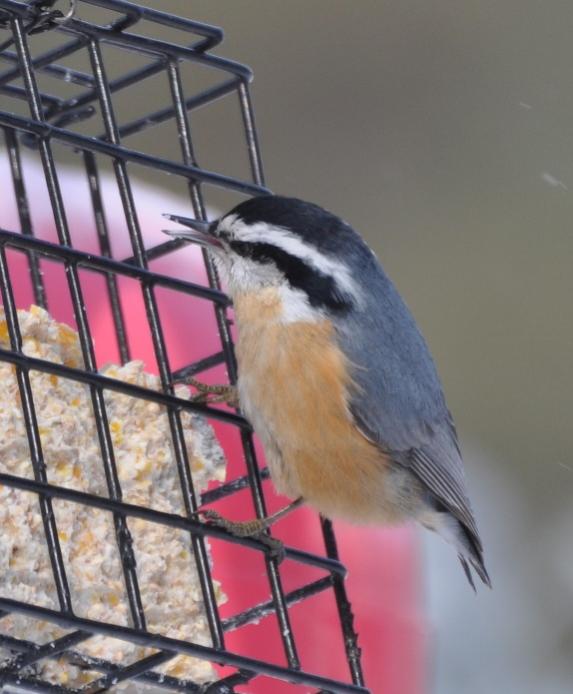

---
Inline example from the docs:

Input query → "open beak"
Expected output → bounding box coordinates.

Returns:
[162,213,223,249]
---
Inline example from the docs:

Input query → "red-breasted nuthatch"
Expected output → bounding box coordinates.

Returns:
[165,195,490,590]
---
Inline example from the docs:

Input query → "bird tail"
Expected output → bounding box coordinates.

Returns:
[458,529,491,591]
[430,512,491,591]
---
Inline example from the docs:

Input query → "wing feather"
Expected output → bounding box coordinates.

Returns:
[409,445,481,548]
[336,255,483,553]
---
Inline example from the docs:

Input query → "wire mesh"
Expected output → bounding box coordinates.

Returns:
[0,1,367,692]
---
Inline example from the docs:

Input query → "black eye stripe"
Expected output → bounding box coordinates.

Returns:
[228,240,352,313]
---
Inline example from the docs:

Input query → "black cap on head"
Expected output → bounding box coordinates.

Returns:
[227,195,369,258]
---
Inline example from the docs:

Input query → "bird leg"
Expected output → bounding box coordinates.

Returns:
[184,377,239,407]
[196,497,305,560]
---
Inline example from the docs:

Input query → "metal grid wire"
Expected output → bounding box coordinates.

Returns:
[0,1,368,692]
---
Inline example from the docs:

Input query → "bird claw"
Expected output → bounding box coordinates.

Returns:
[258,534,286,562]
[181,378,239,407]
[196,509,286,562]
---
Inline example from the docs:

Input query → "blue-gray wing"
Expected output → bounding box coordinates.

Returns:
[336,256,481,544]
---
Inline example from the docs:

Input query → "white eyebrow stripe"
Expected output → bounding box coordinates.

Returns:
[221,216,363,305]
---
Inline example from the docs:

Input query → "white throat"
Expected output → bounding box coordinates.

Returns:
[215,253,322,324]
[212,214,363,323]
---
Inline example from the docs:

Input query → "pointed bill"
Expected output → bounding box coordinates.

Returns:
[162,213,222,249]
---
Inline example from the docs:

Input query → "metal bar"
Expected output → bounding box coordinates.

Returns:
[171,351,227,381]
[83,650,176,693]
[0,346,250,427]
[0,673,82,693]
[215,65,302,673]
[55,15,252,79]
[4,566,330,680]
[24,58,93,86]
[0,245,73,612]
[88,37,225,650]
[216,103,302,676]
[11,14,148,633]
[113,76,239,140]
[201,466,270,505]
[0,630,91,670]
[209,670,256,692]
[46,58,181,127]
[82,150,130,363]
[0,83,61,106]
[237,80,266,188]
[40,52,228,128]
[0,40,89,87]
[0,632,203,692]
[321,518,365,687]
[222,576,334,632]
[0,226,230,305]
[2,127,47,307]
[166,55,300,668]
[0,597,370,694]
[80,0,224,49]
[0,110,271,196]
[121,238,187,266]
[0,34,16,55]
[1,0,233,76]
[217,71,306,665]
[0,0,44,18]
[45,57,166,122]
[0,471,348,577]
[0,631,253,693]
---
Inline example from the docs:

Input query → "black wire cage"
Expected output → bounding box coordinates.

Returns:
[0,1,368,692]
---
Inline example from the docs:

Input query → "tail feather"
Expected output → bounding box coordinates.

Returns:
[427,511,491,590]
[458,554,476,592]
[461,526,492,589]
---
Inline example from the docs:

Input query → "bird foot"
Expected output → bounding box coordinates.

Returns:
[183,377,239,407]
[197,509,286,561]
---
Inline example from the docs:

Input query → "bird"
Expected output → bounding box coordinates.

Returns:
[164,195,490,590]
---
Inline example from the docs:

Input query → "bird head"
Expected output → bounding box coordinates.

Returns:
[164,195,370,320]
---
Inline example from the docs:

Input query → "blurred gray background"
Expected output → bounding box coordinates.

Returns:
[153,1,573,692]
[9,1,573,692]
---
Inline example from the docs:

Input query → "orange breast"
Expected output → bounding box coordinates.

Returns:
[234,289,396,523]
